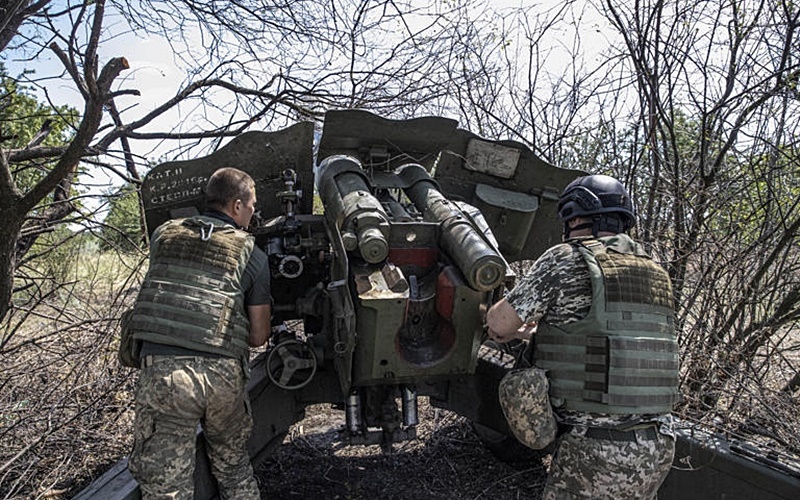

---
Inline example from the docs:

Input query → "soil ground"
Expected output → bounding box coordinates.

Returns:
[255,401,551,500]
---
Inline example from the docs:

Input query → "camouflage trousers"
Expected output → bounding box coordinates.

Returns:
[542,425,675,500]
[128,355,261,500]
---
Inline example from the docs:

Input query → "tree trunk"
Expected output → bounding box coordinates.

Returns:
[0,211,22,325]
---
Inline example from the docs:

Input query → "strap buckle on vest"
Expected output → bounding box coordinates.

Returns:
[199,221,215,241]
[140,355,153,369]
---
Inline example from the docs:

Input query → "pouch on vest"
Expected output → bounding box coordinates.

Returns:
[118,308,142,368]
[498,367,558,450]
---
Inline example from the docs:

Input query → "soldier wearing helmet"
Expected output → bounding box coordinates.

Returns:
[486,174,680,499]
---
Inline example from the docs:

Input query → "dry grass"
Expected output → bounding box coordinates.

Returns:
[674,326,800,469]
[0,251,143,499]
[257,402,549,500]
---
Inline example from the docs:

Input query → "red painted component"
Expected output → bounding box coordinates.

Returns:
[387,247,439,269]
[436,266,463,320]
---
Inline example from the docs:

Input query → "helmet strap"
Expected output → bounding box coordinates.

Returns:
[564,215,624,239]
[596,214,625,234]
[564,221,595,239]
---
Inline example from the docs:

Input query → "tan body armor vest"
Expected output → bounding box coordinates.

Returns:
[534,235,680,414]
[131,216,255,360]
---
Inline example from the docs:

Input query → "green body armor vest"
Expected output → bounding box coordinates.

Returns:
[534,235,680,414]
[131,216,255,360]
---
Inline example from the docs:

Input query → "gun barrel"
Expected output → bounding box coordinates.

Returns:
[316,155,390,263]
[398,163,505,291]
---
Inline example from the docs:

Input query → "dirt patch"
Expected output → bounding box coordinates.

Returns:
[255,402,550,500]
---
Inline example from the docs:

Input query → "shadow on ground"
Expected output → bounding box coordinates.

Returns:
[255,403,549,500]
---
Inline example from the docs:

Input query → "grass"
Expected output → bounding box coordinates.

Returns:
[1,248,145,499]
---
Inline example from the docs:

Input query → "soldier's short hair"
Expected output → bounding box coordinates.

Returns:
[205,167,255,210]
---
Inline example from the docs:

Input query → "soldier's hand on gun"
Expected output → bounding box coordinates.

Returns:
[488,322,536,343]
[487,327,510,343]
[517,322,537,340]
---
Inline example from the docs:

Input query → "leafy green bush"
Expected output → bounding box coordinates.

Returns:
[100,184,146,254]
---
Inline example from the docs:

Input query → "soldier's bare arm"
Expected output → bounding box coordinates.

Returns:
[486,299,525,343]
[247,304,271,347]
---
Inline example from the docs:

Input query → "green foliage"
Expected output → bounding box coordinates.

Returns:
[12,225,96,309]
[101,183,144,253]
[709,150,800,246]
[13,225,145,308]
[313,192,324,214]
[0,66,80,193]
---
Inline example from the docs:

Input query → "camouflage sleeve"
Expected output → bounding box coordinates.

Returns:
[504,242,592,325]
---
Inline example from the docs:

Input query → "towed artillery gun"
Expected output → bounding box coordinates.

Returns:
[77,110,800,499]
[138,109,579,463]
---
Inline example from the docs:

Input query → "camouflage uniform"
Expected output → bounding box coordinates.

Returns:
[129,355,260,500]
[502,235,675,500]
[128,212,270,500]
[498,367,558,450]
